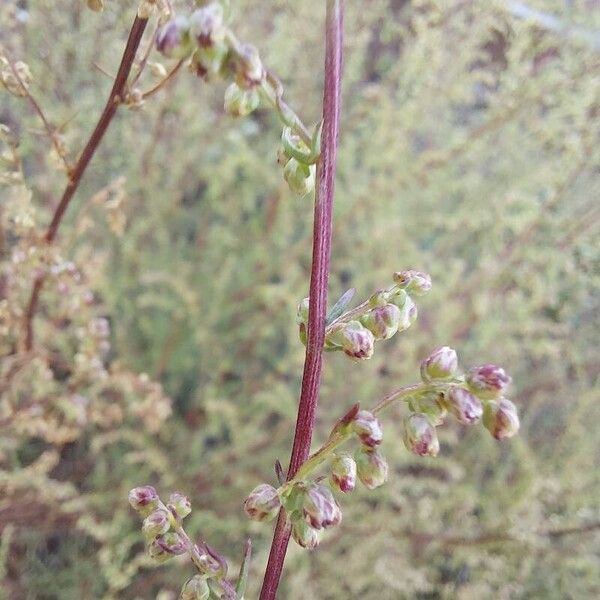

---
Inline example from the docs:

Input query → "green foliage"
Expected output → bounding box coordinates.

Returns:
[1,0,599,598]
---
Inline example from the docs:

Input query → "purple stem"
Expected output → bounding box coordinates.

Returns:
[258,2,344,598]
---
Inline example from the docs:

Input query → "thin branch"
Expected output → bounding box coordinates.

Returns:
[21,14,149,352]
[141,58,184,100]
[259,2,344,599]
[5,56,72,173]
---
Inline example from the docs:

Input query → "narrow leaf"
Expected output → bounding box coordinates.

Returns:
[325,288,355,325]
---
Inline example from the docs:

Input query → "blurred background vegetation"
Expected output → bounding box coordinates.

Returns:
[1,0,599,598]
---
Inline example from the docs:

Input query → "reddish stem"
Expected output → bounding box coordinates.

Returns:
[259,2,344,598]
[21,15,149,352]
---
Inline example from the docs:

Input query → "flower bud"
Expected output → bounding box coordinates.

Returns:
[352,410,383,447]
[291,518,321,549]
[355,447,389,490]
[360,303,401,340]
[413,393,447,426]
[302,484,342,529]
[283,158,315,197]
[129,485,159,515]
[296,297,310,324]
[142,509,171,539]
[156,532,187,555]
[298,322,307,346]
[86,0,104,12]
[368,289,391,308]
[393,270,432,296]
[329,453,357,493]
[235,43,264,87]
[147,538,172,563]
[168,492,192,519]
[390,292,418,332]
[466,364,512,400]
[181,575,210,600]
[189,4,225,48]
[243,484,281,522]
[403,413,440,457]
[224,82,260,117]
[327,320,375,360]
[483,398,520,440]
[420,346,458,382]
[445,386,483,425]
[191,44,229,79]
[156,16,193,58]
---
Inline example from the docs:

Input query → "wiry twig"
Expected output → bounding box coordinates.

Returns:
[21,14,149,352]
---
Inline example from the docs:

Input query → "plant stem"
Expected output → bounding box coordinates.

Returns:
[259,2,344,598]
[21,14,149,352]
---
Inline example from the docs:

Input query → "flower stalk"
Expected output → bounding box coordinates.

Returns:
[258,2,344,598]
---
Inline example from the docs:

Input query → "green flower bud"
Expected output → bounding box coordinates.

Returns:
[168,492,192,519]
[283,158,315,197]
[296,297,310,324]
[360,303,401,340]
[355,447,388,490]
[483,397,520,440]
[298,322,307,346]
[291,517,321,549]
[389,292,418,332]
[223,82,260,117]
[403,413,439,457]
[276,145,290,166]
[329,453,357,493]
[420,346,458,382]
[191,44,229,79]
[352,410,383,447]
[393,270,432,296]
[327,320,375,360]
[234,43,264,87]
[156,17,193,58]
[243,483,281,522]
[466,364,512,400]
[368,289,390,308]
[445,385,483,425]
[302,484,342,530]
[128,485,159,515]
[189,3,225,48]
[412,393,447,426]
[156,532,187,555]
[180,575,210,600]
[142,509,171,539]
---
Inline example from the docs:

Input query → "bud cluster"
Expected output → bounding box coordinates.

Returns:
[129,486,191,563]
[0,56,32,97]
[295,270,430,361]
[399,347,520,455]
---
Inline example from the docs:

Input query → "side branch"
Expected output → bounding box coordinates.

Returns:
[21,15,149,352]
[259,2,344,599]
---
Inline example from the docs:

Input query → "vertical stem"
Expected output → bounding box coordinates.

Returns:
[259,2,344,599]
[21,14,149,352]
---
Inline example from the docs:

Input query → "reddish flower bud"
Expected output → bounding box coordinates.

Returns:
[420,346,458,382]
[360,303,401,340]
[355,447,389,490]
[302,484,342,530]
[156,16,192,58]
[168,491,191,519]
[393,270,432,296]
[483,398,520,440]
[327,321,375,360]
[129,485,159,515]
[189,3,224,48]
[291,518,321,549]
[445,386,483,425]
[142,509,170,539]
[467,364,512,400]
[243,484,281,522]
[352,410,383,447]
[235,43,264,87]
[156,532,187,555]
[403,413,440,457]
[329,453,357,493]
